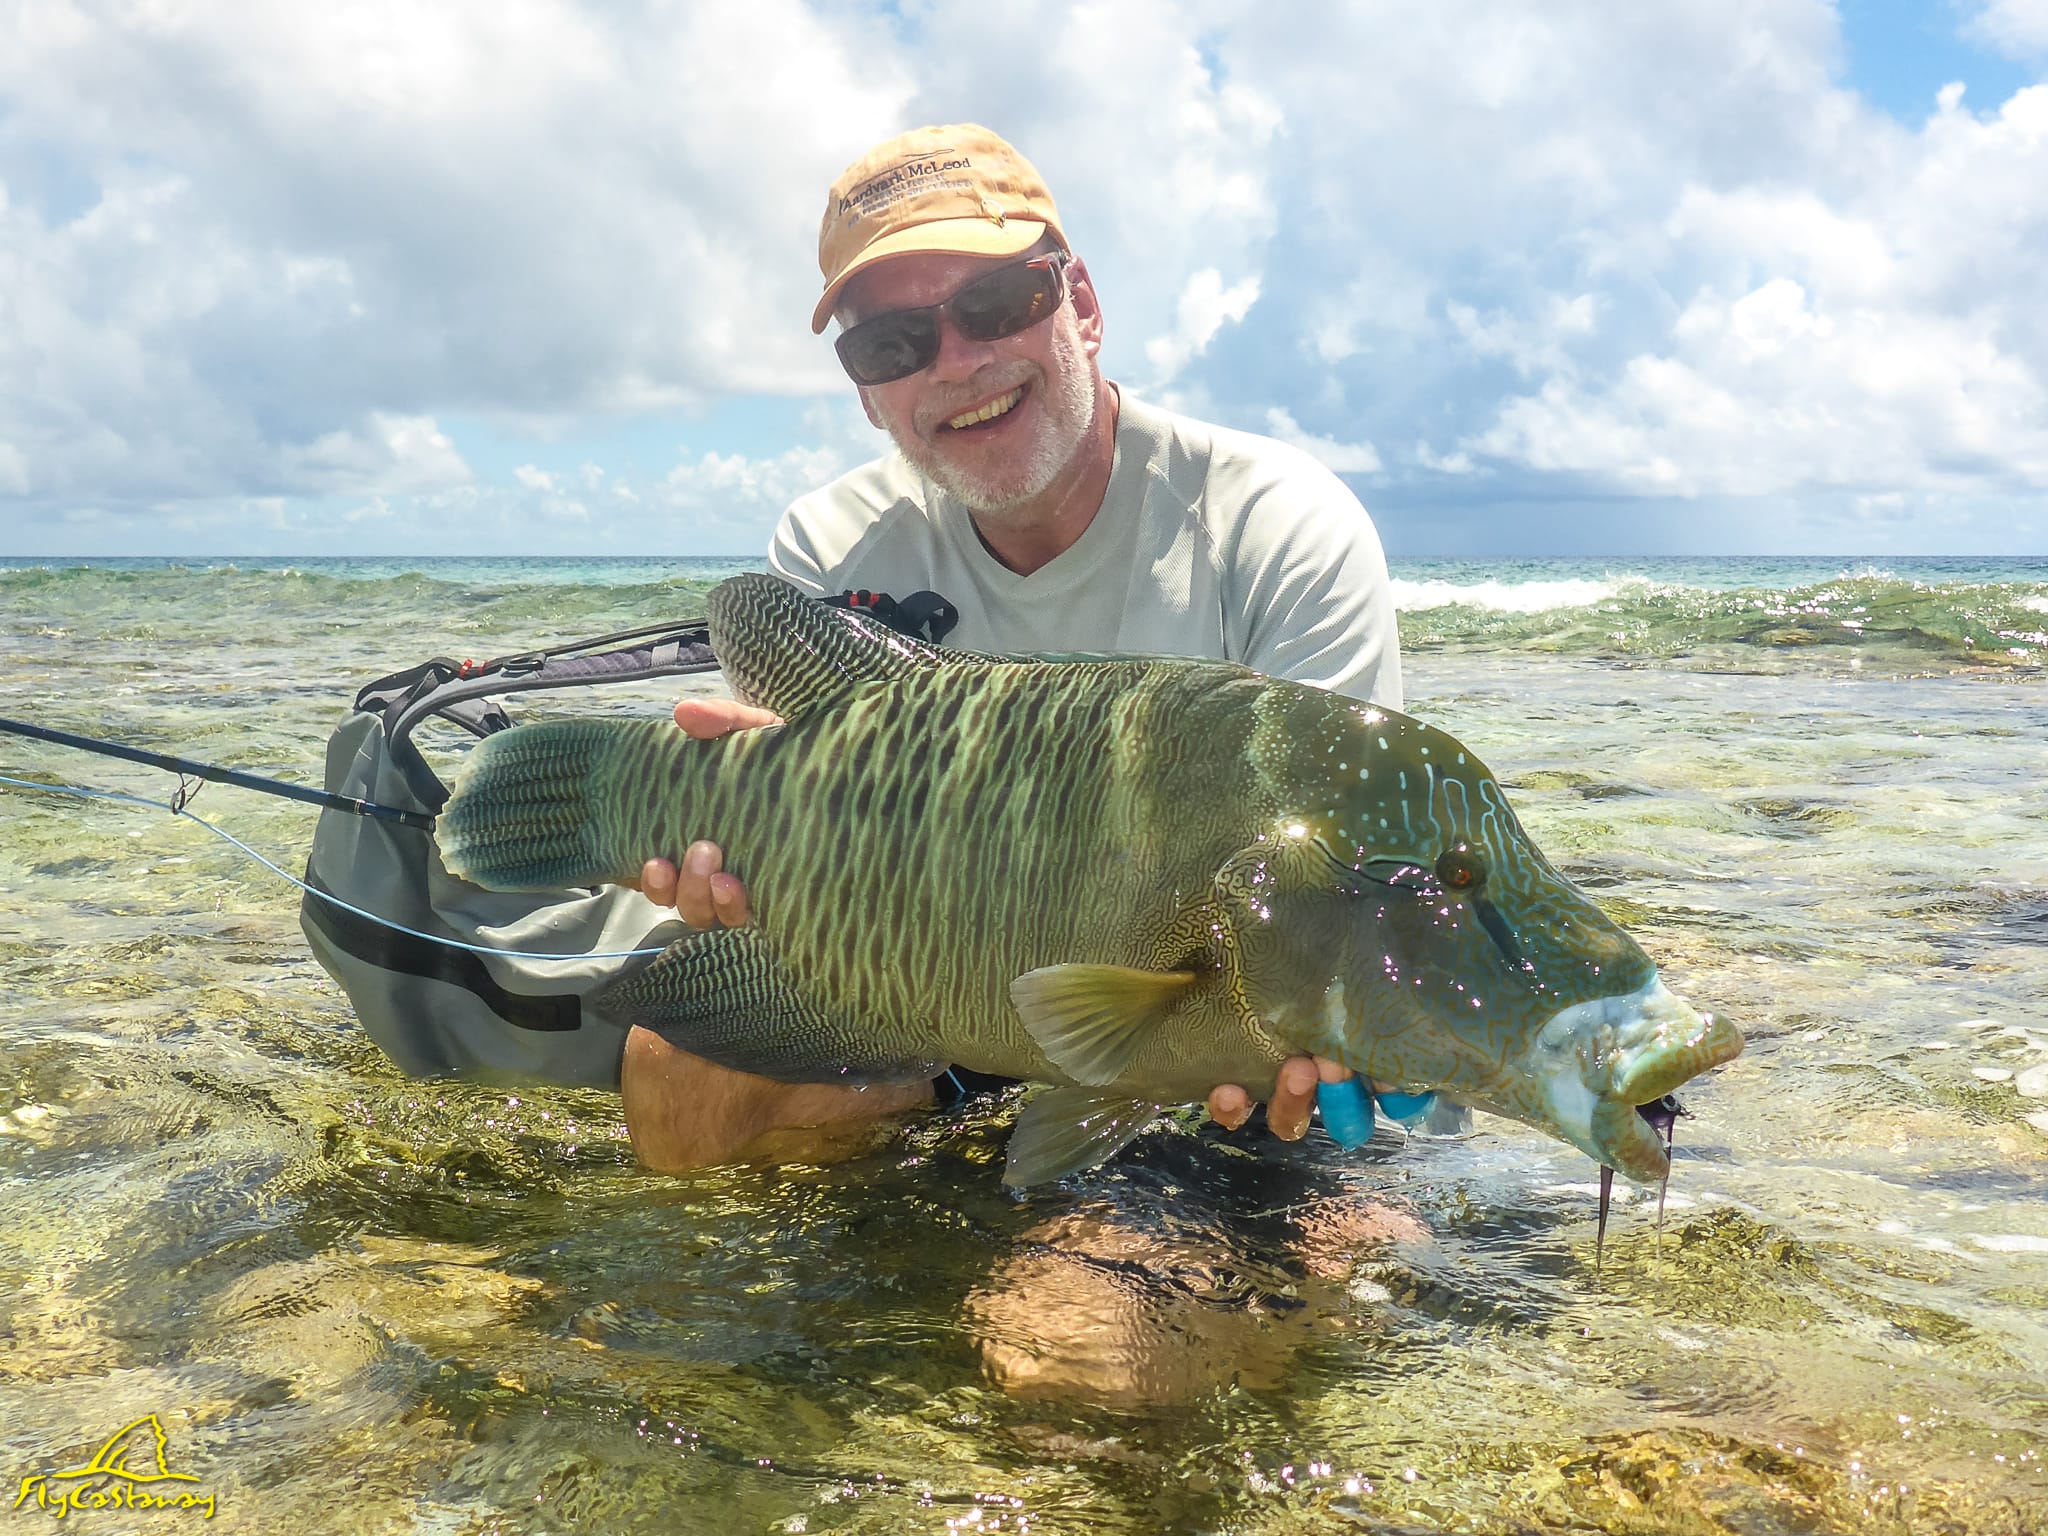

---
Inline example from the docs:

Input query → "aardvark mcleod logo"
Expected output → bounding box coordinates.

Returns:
[12,1415,217,1521]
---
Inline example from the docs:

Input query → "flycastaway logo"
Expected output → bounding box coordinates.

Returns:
[838,154,976,219]
[12,1416,217,1521]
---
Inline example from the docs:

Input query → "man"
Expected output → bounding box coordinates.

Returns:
[623,124,1405,1171]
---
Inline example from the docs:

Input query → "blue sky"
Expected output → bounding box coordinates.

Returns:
[2,0,2045,558]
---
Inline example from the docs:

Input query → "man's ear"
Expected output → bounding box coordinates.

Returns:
[1066,255,1105,358]
[857,386,885,430]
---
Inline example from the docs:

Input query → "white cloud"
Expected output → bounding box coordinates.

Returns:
[1464,83,2048,501]
[1263,408,1381,474]
[1448,295,1600,378]
[1964,0,2048,58]
[659,443,849,531]
[2,0,2046,553]
[0,0,906,510]
[1144,269,1261,384]
[1415,441,1477,476]
[280,414,472,495]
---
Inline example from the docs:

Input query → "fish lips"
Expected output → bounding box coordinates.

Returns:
[1527,978,1744,1181]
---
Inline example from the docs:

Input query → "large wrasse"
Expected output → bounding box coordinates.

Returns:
[439,573,1741,1188]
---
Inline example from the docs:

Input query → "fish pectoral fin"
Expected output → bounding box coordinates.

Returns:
[1010,964,1199,1086]
[1003,1088,1168,1187]
[594,929,945,1085]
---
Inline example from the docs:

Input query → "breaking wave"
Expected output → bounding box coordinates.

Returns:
[4,555,2045,676]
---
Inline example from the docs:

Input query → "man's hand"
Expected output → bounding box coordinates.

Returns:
[1207,1057,1370,1140]
[634,697,780,927]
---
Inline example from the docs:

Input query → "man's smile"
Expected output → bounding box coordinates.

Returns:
[944,386,1026,432]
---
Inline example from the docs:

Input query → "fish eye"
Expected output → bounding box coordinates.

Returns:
[1435,846,1488,893]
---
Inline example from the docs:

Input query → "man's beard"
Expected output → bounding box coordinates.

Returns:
[883,310,1098,519]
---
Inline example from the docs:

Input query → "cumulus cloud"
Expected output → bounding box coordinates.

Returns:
[1463,86,2048,502]
[1263,408,1382,474]
[1964,0,2048,59]
[2,0,2045,553]
[0,0,904,514]
[282,414,472,495]
[660,443,849,526]
[1144,269,1262,385]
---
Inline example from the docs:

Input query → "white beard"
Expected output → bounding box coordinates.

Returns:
[884,308,1098,518]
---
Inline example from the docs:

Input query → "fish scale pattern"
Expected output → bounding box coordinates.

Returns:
[439,573,1740,1173]
[590,645,1283,1099]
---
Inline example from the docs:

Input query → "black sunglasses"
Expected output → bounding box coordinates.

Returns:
[834,253,1071,386]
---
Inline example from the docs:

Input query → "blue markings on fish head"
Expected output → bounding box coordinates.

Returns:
[1225,691,1743,1180]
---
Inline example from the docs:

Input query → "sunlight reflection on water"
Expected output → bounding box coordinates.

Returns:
[1,568,2045,1533]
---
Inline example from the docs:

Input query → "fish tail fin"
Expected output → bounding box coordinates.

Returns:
[438,718,671,891]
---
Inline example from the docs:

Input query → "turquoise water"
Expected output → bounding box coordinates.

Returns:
[1,552,2036,584]
[1,556,2045,1533]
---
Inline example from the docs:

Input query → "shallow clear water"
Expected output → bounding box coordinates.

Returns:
[2,559,2045,1534]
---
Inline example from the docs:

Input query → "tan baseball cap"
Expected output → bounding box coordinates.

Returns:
[812,123,1068,334]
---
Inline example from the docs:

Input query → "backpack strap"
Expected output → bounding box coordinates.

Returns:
[364,590,957,811]
[371,624,720,810]
[824,589,960,644]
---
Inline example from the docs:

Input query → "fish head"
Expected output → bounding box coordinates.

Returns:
[1221,691,1742,1181]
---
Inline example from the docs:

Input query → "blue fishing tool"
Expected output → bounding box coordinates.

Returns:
[1317,1076,1376,1148]
[1374,1090,1437,1124]
[1319,1080,1441,1149]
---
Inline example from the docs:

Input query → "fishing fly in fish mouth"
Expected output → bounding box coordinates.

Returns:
[437,573,1744,1191]
[1198,677,1741,1190]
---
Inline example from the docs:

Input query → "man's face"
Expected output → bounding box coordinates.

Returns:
[838,249,1105,519]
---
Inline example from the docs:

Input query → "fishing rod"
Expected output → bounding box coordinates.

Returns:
[0,719,669,962]
[0,714,435,831]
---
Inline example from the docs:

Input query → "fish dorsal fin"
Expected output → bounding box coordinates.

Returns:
[707,574,959,718]
[1004,1088,1167,1186]
[1011,963,1199,1086]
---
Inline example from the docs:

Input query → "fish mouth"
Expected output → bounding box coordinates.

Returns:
[1528,977,1743,1182]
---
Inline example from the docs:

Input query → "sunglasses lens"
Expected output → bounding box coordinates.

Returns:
[832,258,1066,385]
[836,311,940,386]
[953,263,1061,343]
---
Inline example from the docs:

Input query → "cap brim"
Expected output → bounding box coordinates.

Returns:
[811,217,1052,333]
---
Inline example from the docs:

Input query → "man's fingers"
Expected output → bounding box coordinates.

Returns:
[638,857,678,906]
[1207,1084,1252,1132]
[1266,1055,1320,1141]
[675,839,723,929]
[652,698,773,927]
[708,871,751,928]
[1208,1054,1336,1140]
[673,697,783,738]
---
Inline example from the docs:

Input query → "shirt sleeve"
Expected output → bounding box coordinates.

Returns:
[1217,447,1404,710]
[766,499,832,598]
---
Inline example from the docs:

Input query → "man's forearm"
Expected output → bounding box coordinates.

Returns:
[620,1025,933,1171]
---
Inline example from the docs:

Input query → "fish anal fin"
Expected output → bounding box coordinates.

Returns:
[1010,964,1199,1086]
[595,928,943,1085]
[1003,1088,1166,1187]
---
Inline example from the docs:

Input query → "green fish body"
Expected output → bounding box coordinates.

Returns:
[439,574,1741,1185]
